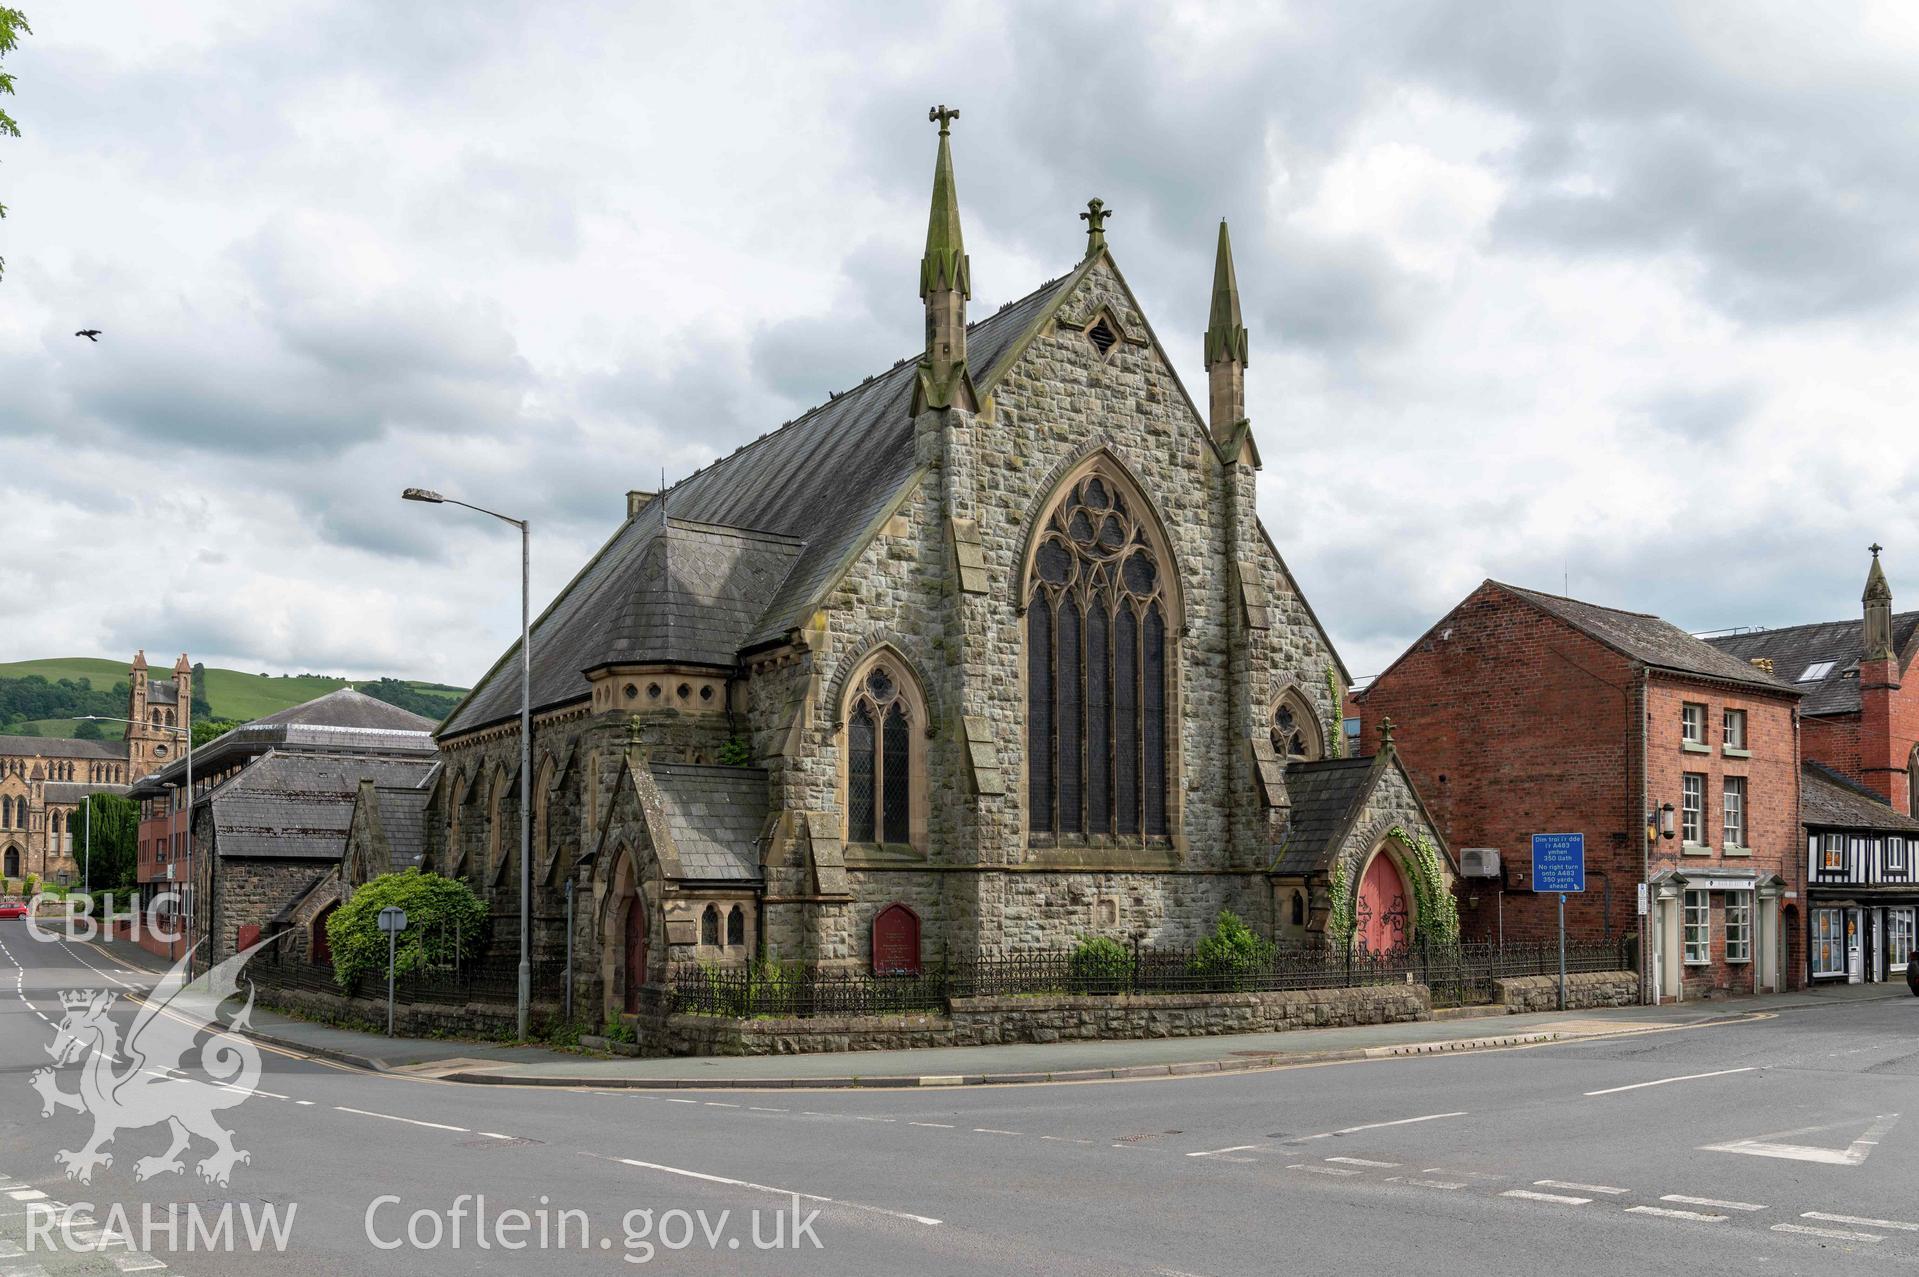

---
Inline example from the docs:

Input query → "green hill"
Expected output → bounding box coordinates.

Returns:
[0,658,468,733]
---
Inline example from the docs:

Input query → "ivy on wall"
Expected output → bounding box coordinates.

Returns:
[1325,824,1460,950]
[1387,823,1461,947]
[1324,664,1344,759]
[1326,859,1353,947]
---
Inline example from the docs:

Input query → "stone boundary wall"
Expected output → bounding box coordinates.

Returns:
[256,985,564,1042]
[1494,970,1638,1014]
[662,983,1431,1057]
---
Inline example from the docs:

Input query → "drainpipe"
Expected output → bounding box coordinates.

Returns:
[1638,666,1651,1006]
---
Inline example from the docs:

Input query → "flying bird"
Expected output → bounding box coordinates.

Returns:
[75,329,101,341]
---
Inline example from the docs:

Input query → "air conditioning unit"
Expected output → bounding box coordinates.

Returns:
[1460,848,1501,879]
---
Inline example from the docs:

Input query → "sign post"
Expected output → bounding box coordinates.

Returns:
[1530,833,1586,1011]
[377,906,408,1037]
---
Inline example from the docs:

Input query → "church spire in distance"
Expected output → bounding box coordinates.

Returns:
[914,105,976,414]
[1865,543,1894,660]
[1204,219,1250,450]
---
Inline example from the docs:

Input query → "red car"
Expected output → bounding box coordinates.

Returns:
[0,899,28,921]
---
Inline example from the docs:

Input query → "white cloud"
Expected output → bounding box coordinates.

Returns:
[3,1,1917,689]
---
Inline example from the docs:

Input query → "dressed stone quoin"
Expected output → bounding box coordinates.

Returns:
[429,110,1455,1025]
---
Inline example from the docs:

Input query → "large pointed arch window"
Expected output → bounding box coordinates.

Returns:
[842,655,925,850]
[1027,471,1172,839]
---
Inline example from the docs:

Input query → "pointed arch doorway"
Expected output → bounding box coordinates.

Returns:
[622,893,649,1015]
[1355,851,1411,954]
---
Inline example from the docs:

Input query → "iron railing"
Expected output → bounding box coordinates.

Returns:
[670,937,1635,1018]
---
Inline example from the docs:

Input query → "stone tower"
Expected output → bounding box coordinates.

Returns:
[1860,545,1907,810]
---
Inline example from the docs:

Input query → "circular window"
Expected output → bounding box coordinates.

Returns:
[866,667,894,699]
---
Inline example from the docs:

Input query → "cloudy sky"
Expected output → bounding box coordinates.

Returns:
[4,1,1917,685]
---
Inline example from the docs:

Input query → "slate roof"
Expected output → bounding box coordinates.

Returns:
[1706,612,1919,716]
[252,688,437,732]
[441,270,1079,738]
[370,786,432,873]
[652,762,768,882]
[1800,761,1919,834]
[132,688,438,794]
[0,736,125,760]
[1497,583,1796,693]
[42,781,129,805]
[1274,756,1378,876]
[598,520,804,671]
[208,752,440,860]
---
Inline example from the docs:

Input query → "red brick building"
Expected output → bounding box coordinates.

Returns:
[1707,547,1919,817]
[1357,581,1802,1002]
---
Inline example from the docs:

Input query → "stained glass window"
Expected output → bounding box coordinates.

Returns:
[1271,695,1320,761]
[846,661,916,846]
[1026,473,1173,839]
[848,705,876,843]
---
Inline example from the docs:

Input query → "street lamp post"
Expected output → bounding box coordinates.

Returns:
[403,486,533,1041]
[78,714,193,972]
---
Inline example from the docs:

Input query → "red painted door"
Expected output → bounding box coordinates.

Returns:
[1356,854,1410,954]
[623,897,648,1014]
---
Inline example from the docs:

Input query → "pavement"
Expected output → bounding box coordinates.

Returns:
[6,924,1919,1275]
[85,931,1907,1088]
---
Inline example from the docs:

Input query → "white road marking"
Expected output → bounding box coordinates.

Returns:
[477,1132,518,1141]
[1536,1180,1630,1195]
[1701,1113,1899,1167]
[1772,1223,1881,1243]
[972,1128,1020,1136]
[294,1100,314,1106]
[1661,1194,1765,1212]
[747,1107,787,1113]
[588,1153,941,1226]
[1803,1211,1919,1231]
[1288,1164,1362,1177]
[1325,1157,1399,1168]
[1423,1167,1502,1180]
[1585,1067,1754,1096]
[909,1122,955,1129]
[663,1098,699,1104]
[332,1106,469,1133]
[1039,1136,1093,1144]
[1501,1189,1591,1206]
[1387,1176,1466,1190]
[1629,1206,1728,1223]
[702,1102,739,1108]
[1301,1111,1468,1139]
[5,1190,47,1202]
[1186,1145,1259,1158]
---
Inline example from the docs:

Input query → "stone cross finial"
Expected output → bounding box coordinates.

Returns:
[1081,198,1112,254]
[625,715,646,748]
[1379,716,1396,750]
[1871,542,1884,558]
[929,104,960,135]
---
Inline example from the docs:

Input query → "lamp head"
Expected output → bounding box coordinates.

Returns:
[401,487,445,504]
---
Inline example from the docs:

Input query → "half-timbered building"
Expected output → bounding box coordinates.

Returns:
[1801,761,1919,985]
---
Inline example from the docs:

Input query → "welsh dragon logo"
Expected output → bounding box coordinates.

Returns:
[30,941,268,1186]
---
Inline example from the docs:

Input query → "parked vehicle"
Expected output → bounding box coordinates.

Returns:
[1909,958,1919,997]
[0,898,28,921]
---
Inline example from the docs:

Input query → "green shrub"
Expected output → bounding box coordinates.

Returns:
[325,870,488,989]
[1068,935,1130,992]
[601,1014,636,1044]
[23,873,38,900]
[1192,910,1275,987]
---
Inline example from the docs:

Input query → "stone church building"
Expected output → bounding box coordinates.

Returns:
[0,651,186,888]
[431,110,1453,1023]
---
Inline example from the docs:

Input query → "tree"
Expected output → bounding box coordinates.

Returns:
[72,793,138,893]
[190,662,212,721]
[191,717,242,749]
[324,871,488,987]
[0,8,28,282]
[73,718,104,741]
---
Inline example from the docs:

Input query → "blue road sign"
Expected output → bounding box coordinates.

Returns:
[1531,833,1586,893]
